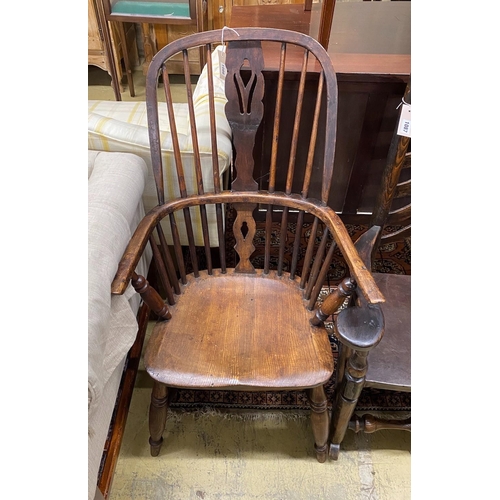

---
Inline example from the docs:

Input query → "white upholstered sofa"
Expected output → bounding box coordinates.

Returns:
[88,47,233,499]
[88,150,152,500]
[88,46,232,247]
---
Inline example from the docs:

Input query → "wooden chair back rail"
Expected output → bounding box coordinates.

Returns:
[371,79,411,229]
[111,192,385,306]
[145,28,338,205]
[386,204,410,226]
[141,28,343,300]
[268,42,286,193]
[394,178,410,199]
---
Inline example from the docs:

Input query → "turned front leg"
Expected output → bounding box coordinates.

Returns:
[329,304,384,460]
[329,350,369,460]
[307,385,329,463]
[149,381,168,456]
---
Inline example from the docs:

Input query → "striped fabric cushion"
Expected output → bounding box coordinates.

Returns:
[88,48,232,246]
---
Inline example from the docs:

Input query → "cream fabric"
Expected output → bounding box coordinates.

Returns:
[88,151,151,434]
[87,47,232,247]
[88,358,125,500]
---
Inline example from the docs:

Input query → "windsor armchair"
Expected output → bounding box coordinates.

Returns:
[111,28,385,462]
[314,80,411,460]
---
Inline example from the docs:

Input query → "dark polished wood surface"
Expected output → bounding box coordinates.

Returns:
[230,2,410,78]
[230,3,410,221]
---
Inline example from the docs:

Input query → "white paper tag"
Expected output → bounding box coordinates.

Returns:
[218,47,227,79]
[397,103,411,138]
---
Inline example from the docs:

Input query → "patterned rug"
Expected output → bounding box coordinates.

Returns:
[171,204,411,412]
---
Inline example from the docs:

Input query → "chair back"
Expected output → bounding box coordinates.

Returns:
[370,79,411,249]
[112,28,385,311]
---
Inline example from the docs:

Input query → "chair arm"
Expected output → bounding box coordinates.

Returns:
[112,191,385,305]
[334,303,385,352]
[111,208,163,295]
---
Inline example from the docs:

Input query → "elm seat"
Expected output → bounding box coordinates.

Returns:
[145,270,334,390]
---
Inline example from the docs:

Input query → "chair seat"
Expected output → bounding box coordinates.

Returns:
[365,273,411,391]
[144,269,334,391]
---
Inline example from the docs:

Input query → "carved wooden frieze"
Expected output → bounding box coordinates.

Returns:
[233,203,257,274]
[225,40,265,192]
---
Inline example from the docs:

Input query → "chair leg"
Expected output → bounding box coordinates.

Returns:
[149,381,168,456]
[349,414,411,433]
[307,385,329,463]
[329,350,368,460]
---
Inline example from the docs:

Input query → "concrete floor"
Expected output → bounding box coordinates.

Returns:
[109,379,410,500]
[106,322,410,500]
[89,66,411,499]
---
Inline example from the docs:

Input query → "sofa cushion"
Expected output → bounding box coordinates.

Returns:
[88,47,232,247]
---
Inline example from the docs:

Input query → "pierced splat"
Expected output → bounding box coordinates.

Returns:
[233,203,257,274]
[225,40,265,192]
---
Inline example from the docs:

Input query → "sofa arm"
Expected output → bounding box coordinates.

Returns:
[88,151,151,427]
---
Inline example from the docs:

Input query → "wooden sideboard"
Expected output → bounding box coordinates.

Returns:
[230,2,411,223]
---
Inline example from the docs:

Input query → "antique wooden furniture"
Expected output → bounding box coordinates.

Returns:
[111,28,385,462]
[211,0,313,31]
[102,0,209,74]
[313,81,411,460]
[230,1,410,225]
[88,0,137,100]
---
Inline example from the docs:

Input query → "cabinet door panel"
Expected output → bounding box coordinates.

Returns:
[212,0,308,30]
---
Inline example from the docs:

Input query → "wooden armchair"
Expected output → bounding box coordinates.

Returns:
[111,28,385,463]
[314,81,411,460]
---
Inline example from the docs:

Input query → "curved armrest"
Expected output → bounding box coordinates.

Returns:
[334,303,385,352]
[112,191,385,305]
[111,208,163,295]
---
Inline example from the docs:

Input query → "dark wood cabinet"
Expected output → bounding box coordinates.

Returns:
[230,2,411,224]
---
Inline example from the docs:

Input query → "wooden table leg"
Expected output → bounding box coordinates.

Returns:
[95,0,122,100]
[141,23,157,75]
[116,21,135,97]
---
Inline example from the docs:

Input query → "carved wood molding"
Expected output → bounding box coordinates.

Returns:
[233,203,257,274]
[225,40,265,192]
